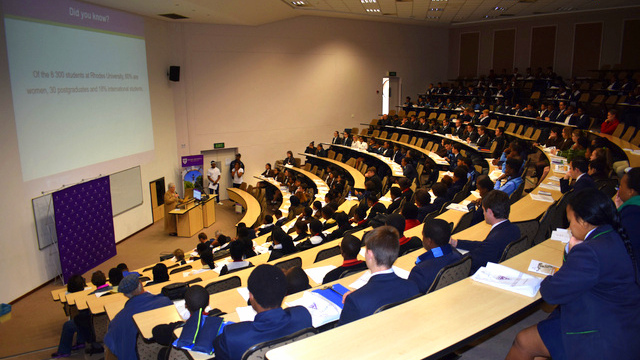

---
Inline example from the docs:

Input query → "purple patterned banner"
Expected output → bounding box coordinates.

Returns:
[181,155,203,168]
[52,177,116,283]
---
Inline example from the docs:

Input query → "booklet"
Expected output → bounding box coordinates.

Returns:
[528,260,559,276]
[471,262,542,297]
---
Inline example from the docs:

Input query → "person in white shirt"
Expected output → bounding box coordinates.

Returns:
[207,161,222,204]
[231,162,244,188]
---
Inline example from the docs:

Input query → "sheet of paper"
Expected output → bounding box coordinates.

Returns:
[530,193,555,203]
[304,265,337,285]
[550,228,571,243]
[236,287,250,302]
[528,260,559,276]
[471,262,542,297]
[236,305,257,322]
[553,164,569,174]
[547,176,561,181]
[285,292,342,328]
[446,203,469,212]
[173,299,190,320]
[538,183,561,191]
[471,190,481,198]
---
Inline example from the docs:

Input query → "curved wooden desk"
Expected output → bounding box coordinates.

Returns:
[589,131,640,167]
[323,143,405,177]
[299,153,366,190]
[227,188,261,227]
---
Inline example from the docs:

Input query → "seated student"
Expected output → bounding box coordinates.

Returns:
[287,195,304,220]
[199,250,216,271]
[311,201,323,219]
[173,248,187,265]
[386,187,404,214]
[284,267,311,295]
[600,109,620,135]
[385,214,422,256]
[88,270,112,295]
[462,157,478,188]
[283,150,295,166]
[555,130,588,162]
[494,158,524,196]
[268,227,298,262]
[506,188,640,360]
[295,219,326,251]
[616,168,640,257]
[398,177,413,203]
[559,157,596,194]
[52,275,101,358]
[213,265,312,360]
[325,212,351,241]
[255,215,275,236]
[291,221,309,242]
[320,205,337,230]
[236,224,258,259]
[349,207,369,231]
[451,190,521,273]
[408,219,464,294]
[197,232,215,248]
[475,126,491,148]
[414,189,436,223]
[117,263,139,278]
[401,157,417,182]
[104,274,173,360]
[402,203,421,231]
[469,175,494,227]
[220,241,253,275]
[365,193,387,222]
[448,143,463,171]
[108,267,124,287]
[446,167,468,200]
[322,234,368,284]
[338,226,421,326]
[274,210,288,227]
[429,182,449,215]
[146,264,170,286]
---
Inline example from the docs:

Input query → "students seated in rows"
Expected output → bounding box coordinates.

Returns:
[559,157,596,194]
[87,270,112,295]
[402,204,421,231]
[291,221,308,242]
[385,214,422,256]
[468,175,494,227]
[274,209,288,227]
[506,188,640,360]
[322,234,368,284]
[105,274,173,360]
[414,189,436,222]
[255,215,274,236]
[288,195,304,220]
[219,241,253,275]
[446,167,468,200]
[295,219,325,251]
[494,158,523,197]
[409,219,464,294]
[401,157,417,182]
[320,206,337,230]
[365,193,387,223]
[451,190,521,273]
[386,186,403,214]
[213,265,313,360]
[398,177,413,203]
[108,267,124,287]
[200,250,216,271]
[338,226,421,326]
[311,201,322,219]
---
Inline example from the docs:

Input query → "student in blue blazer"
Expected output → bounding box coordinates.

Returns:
[213,265,312,360]
[506,188,640,360]
[451,190,521,273]
[616,167,640,259]
[338,226,421,326]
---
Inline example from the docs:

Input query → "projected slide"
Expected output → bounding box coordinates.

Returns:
[3,0,154,181]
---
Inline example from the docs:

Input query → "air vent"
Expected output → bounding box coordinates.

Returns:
[158,14,188,20]
[159,13,188,20]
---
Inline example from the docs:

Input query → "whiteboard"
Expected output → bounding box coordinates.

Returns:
[32,194,57,250]
[110,166,143,216]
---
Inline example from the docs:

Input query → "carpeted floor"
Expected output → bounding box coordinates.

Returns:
[0,200,242,360]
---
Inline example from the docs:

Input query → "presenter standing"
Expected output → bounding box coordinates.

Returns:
[164,183,183,236]
[207,161,222,204]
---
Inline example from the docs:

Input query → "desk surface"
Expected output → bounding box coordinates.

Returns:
[226,188,261,227]
[299,153,366,189]
[590,131,640,167]
[267,240,564,360]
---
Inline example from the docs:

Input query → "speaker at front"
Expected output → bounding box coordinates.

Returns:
[168,66,180,82]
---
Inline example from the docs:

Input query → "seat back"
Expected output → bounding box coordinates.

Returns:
[390,133,399,141]
[327,150,336,160]
[621,126,636,142]
[274,257,302,271]
[612,123,625,138]
[169,265,192,275]
[513,219,540,245]
[314,245,341,263]
[508,181,525,204]
[373,293,423,314]
[335,153,343,162]
[451,209,475,234]
[166,347,191,360]
[499,235,531,262]
[204,276,242,295]
[136,332,165,360]
[427,255,472,293]
[91,313,109,342]
[241,328,318,360]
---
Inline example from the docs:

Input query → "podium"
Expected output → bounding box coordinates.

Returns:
[201,195,216,228]
[170,202,203,237]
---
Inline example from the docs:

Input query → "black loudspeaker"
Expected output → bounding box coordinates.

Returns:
[168,66,180,82]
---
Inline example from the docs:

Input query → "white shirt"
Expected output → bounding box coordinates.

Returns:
[358,141,368,151]
[232,168,244,184]
[207,167,221,189]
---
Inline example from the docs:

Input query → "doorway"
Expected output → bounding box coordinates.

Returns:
[201,148,238,201]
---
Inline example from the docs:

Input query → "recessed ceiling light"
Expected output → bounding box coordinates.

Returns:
[494,6,505,11]
[366,8,381,13]
[361,0,377,3]
[291,1,307,6]
[556,6,574,11]
[429,8,444,11]
[426,16,440,19]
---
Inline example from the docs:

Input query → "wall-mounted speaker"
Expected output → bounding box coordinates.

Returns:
[168,66,180,82]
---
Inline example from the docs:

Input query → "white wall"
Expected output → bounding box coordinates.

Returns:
[170,16,449,189]
[0,16,179,303]
[448,7,640,79]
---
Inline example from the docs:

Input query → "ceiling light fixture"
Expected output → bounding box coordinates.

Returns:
[429,8,444,11]
[366,8,381,13]
[361,0,377,3]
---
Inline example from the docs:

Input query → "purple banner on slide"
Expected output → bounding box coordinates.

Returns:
[182,155,204,168]
[2,0,144,37]
[53,177,116,283]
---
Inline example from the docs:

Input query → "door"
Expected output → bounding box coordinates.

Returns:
[202,148,238,201]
